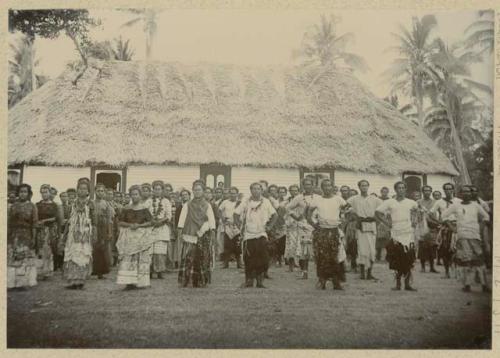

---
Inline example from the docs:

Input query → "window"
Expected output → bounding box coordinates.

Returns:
[7,164,23,192]
[90,166,127,197]
[299,167,335,189]
[200,164,231,189]
[402,172,427,199]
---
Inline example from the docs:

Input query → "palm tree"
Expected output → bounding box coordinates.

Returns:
[121,9,162,60]
[383,15,437,127]
[464,10,494,56]
[424,39,486,185]
[110,36,135,61]
[8,34,47,108]
[294,14,368,72]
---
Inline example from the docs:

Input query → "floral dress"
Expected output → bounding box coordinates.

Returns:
[149,197,172,274]
[8,201,38,288]
[60,198,96,285]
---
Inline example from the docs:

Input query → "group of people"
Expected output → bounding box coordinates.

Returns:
[7,175,492,294]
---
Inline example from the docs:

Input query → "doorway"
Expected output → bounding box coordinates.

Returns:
[200,164,231,189]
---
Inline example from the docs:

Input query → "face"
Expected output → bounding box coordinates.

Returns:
[432,191,442,201]
[141,187,151,200]
[250,184,262,198]
[461,187,472,201]
[214,189,223,199]
[77,184,89,198]
[303,180,313,194]
[395,183,406,197]
[340,187,350,198]
[381,188,389,198]
[18,187,29,201]
[470,187,478,200]
[333,186,338,195]
[278,188,287,199]
[322,181,333,195]
[223,189,230,199]
[68,192,77,202]
[8,193,17,203]
[413,191,421,200]
[350,190,357,197]
[153,185,163,198]
[96,187,106,200]
[443,185,454,199]
[359,181,369,195]
[289,186,299,198]
[164,186,173,198]
[193,185,204,199]
[50,189,57,199]
[181,191,190,202]
[259,181,268,192]
[41,188,51,201]
[130,189,141,204]
[106,190,114,201]
[269,186,278,198]
[422,187,432,199]
[60,193,69,203]
[204,189,213,201]
[114,192,122,202]
[229,189,238,201]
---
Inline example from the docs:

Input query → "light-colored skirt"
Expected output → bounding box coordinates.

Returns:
[356,230,376,266]
[117,248,153,287]
[7,242,37,288]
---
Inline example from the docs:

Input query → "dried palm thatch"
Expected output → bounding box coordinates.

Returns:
[8,60,458,176]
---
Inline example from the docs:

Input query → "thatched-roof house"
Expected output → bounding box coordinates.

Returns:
[8,60,457,201]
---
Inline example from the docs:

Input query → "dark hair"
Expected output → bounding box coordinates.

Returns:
[214,187,223,193]
[357,180,369,188]
[180,189,191,197]
[393,181,406,191]
[289,184,300,192]
[320,179,333,191]
[340,185,350,191]
[259,180,268,186]
[268,184,278,192]
[250,182,263,191]
[204,187,213,193]
[129,185,141,195]
[164,183,173,191]
[278,186,287,193]
[421,185,433,192]
[66,188,76,194]
[77,181,91,193]
[192,181,205,191]
[442,182,455,190]
[17,183,33,200]
[381,187,389,192]
[301,177,314,186]
[229,186,239,193]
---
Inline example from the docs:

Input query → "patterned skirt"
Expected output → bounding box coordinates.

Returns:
[7,228,37,288]
[151,241,169,273]
[178,233,212,288]
[64,260,93,285]
[36,224,57,278]
[455,238,484,267]
[312,227,340,280]
[117,247,153,287]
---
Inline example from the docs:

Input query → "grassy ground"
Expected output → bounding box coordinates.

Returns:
[7,261,491,349]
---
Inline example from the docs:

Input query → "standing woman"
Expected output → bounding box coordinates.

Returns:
[141,183,153,206]
[284,185,301,272]
[177,182,216,288]
[307,179,347,290]
[59,180,96,289]
[116,185,155,290]
[149,180,172,279]
[36,184,60,280]
[92,184,114,279]
[8,184,38,290]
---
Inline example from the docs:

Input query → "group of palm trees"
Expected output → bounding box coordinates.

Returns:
[8,9,493,186]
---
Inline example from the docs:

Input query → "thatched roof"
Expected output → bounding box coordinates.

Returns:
[8,60,458,176]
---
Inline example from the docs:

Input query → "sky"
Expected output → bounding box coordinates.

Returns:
[27,8,493,102]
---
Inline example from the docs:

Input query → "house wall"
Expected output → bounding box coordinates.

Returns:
[23,166,91,203]
[127,165,199,192]
[335,170,400,195]
[231,167,300,195]
[426,174,454,194]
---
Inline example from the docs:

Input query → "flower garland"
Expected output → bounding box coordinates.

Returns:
[152,197,164,220]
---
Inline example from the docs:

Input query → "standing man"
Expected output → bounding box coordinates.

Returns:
[347,180,382,280]
[376,181,418,291]
[416,186,439,273]
[307,179,347,290]
[441,185,490,292]
[219,187,243,269]
[213,187,225,261]
[429,183,461,278]
[470,185,492,269]
[234,183,277,288]
[67,188,77,206]
[376,187,391,261]
[340,185,357,272]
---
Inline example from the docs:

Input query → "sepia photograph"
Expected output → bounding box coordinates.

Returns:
[4,3,495,350]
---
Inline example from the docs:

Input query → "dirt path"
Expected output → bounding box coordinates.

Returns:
[7,261,491,348]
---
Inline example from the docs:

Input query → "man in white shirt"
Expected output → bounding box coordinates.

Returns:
[429,182,461,278]
[234,183,278,288]
[376,181,418,291]
[347,180,382,281]
[219,187,243,269]
[441,185,490,293]
[307,179,347,290]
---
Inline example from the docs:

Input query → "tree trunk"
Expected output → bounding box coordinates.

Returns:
[415,86,424,127]
[27,33,36,92]
[66,30,88,85]
[446,96,471,185]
